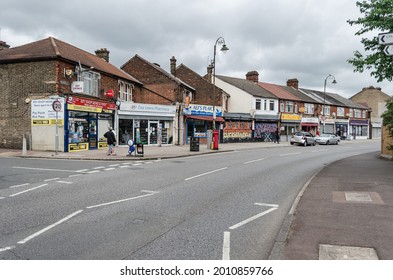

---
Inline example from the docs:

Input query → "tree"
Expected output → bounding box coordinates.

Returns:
[381,97,393,150]
[348,0,393,150]
[347,0,393,82]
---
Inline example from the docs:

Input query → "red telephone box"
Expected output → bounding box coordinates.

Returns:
[213,130,219,150]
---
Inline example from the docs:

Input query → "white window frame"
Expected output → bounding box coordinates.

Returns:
[80,71,100,97]
[255,99,261,110]
[337,107,345,117]
[119,81,133,102]
[285,101,293,113]
[305,103,314,114]
[269,100,275,111]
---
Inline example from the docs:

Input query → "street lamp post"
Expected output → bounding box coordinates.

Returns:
[212,37,229,130]
[322,74,337,133]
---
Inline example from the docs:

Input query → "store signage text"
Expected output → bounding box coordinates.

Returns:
[183,104,223,117]
[67,96,116,113]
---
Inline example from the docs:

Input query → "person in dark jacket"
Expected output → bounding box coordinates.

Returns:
[104,127,116,155]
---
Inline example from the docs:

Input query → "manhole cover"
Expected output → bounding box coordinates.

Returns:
[345,192,372,202]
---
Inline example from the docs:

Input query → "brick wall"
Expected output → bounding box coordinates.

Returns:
[0,61,57,149]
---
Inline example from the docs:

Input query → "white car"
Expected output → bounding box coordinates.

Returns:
[316,133,340,145]
[290,132,316,146]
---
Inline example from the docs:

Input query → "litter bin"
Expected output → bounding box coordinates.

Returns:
[190,137,199,152]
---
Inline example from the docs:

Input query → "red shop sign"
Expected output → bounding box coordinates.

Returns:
[66,96,116,110]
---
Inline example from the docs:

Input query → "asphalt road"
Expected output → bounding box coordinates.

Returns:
[0,142,379,259]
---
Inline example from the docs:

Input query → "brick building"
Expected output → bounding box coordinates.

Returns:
[0,37,142,151]
[121,55,195,145]
[350,86,392,139]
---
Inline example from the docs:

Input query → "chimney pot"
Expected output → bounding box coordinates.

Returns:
[0,40,10,50]
[170,56,177,76]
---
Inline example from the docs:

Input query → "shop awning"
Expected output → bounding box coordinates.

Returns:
[186,115,225,122]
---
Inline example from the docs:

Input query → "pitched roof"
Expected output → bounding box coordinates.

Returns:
[281,86,318,104]
[121,54,195,91]
[258,82,301,101]
[326,92,369,109]
[0,37,142,84]
[216,75,277,99]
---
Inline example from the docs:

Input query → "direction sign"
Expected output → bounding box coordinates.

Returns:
[384,45,393,56]
[379,32,393,45]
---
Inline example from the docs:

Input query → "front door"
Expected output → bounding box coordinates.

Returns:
[88,117,98,149]
[149,121,158,145]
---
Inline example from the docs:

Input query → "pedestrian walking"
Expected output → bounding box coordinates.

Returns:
[274,128,280,144]
[104,127,116,156]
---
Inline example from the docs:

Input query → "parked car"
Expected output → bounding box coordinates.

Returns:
[290,132,316,146]
[316,133,340,145]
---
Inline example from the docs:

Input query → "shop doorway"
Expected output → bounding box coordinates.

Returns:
[149,121,158,145]
[88,118,98,149]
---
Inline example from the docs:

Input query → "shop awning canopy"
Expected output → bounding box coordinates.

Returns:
[186,115,225,122]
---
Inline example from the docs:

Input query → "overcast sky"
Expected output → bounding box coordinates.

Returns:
[1,0,392,98]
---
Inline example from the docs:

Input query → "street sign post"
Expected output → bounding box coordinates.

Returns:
[384,45,393,56]
[379,32,393,45]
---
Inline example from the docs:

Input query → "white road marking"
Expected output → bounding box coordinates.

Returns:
[44,177,60,182]
[185,167,228,181]
[229,207,278,230]
[0,197,5,200]
[76,169,89,172]
[87,170,100,174]
[69,174,82,178]
[109,164,120,167]
[243,158,265,164]
[86,191,159,209]
[121,162,132,165]
[132,163,142,166]
[119,165,130,168]
[56,181,73,184]
[93,166,105,170]
[254,203,279,208]
[104,168,116,171]
[9,183,30,189]
[13,166,85,173]
[222,231,231,260]
[9,184,48,197]
[18,210,83,244]
[279,152,301,157]
[311,149,328,153]
[0,246,15,252]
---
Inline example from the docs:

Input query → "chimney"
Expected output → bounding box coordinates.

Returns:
[170,56,177,76]
[0,40,10,50]
[95,48,110,62]
[287,78,299,89]
[207,64,213,83]
[246,71,259,83]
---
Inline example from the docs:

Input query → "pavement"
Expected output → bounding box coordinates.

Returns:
[1,140,392,260]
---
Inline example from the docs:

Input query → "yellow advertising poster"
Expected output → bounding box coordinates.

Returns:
[68,143,89,152]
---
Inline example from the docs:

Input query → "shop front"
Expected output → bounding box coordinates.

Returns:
[117,102,176,146]
[335,119,349,139]
[223,113,253,143]
[280,113,301,141]
[301,117,319,135]
[184,104,224,144]
[254,114,279,142]
[349,119,369,140]
[65,96,116,152]
[320,117,335,134]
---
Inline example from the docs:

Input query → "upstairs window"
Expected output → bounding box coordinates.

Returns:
[79,71,100,97]
[304,103,314,114]
[337,107,345,117]
[256,99,261,110]
[269,100,275,111]
[285,101,293,113]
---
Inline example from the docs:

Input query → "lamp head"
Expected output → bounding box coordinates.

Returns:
[220,44,229,53]
[332,79,337,84]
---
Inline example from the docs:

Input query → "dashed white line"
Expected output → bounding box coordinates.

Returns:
[87,170,100,174]
[86,191,158,209]
[13,167,80,173]
[104,168,116,171]
[93,166,105,170]
[9,184,48,197]
[0,246,15,252]
[244,158,266,164]
[9,183,30,189]
[17,210,83,244]
[69,174,82,178]
[185,167,228,181]
[76,169,89,172]
[109,164,120,167]
[254,203,279,208]
[0,197,5,200]
[44,177,61,182]
[222,231,231,260]
[56,181,73,184]
[279,152,301,157]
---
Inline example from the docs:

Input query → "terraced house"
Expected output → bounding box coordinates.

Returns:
[0,37,142,151]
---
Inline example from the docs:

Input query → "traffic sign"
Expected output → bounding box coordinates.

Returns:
[379,32,393,45]
[384,45,393,56]
[52,100,62,112]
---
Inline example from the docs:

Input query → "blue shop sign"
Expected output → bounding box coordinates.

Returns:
[183,104,222,117]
